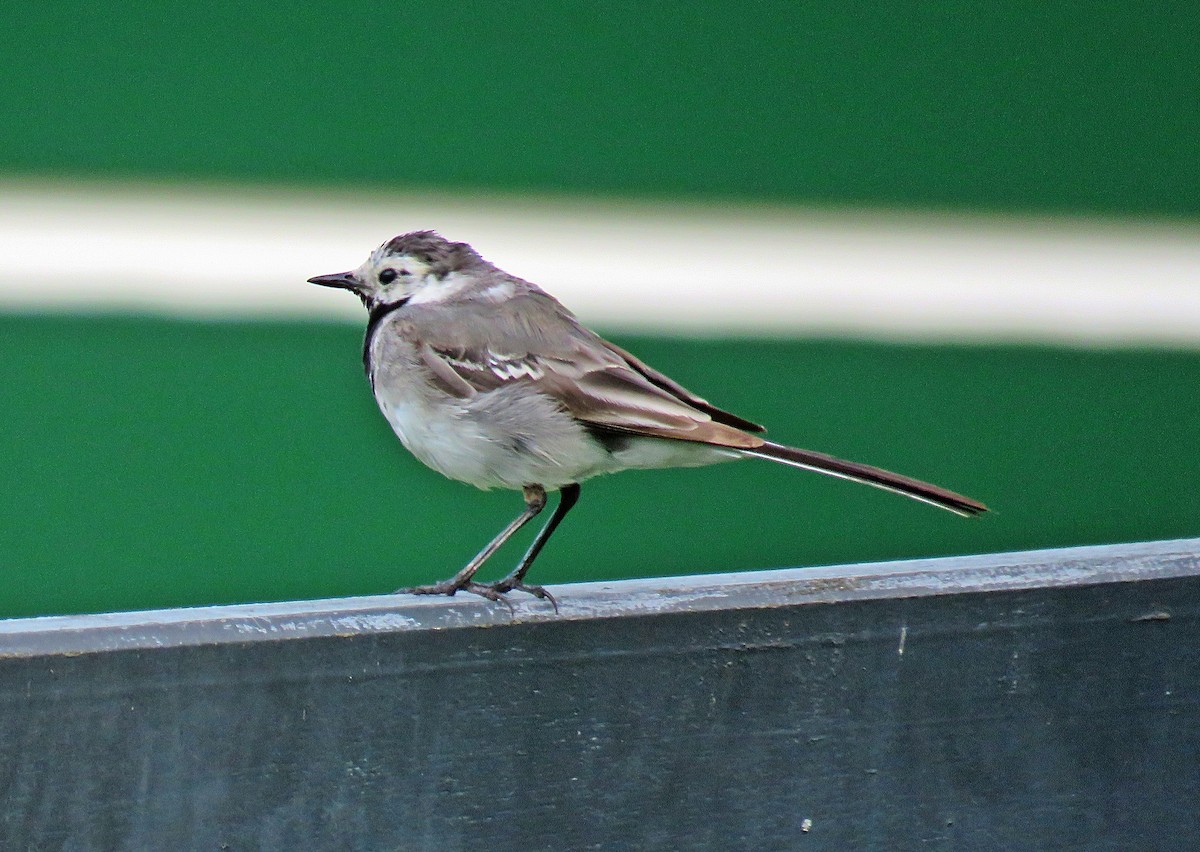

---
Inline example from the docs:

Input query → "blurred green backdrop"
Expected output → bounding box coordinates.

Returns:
[2,3,1198,617]
[3,315,1198,618]
[5,2,1198,215]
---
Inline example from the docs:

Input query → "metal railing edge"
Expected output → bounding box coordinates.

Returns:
[1,537,1197,658]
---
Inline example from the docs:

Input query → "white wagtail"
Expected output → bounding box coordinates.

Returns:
[310,231,987,608]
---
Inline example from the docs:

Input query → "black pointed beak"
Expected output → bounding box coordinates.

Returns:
[308,271,360,291]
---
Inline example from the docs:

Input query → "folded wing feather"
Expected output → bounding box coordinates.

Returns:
[394,293,766,451]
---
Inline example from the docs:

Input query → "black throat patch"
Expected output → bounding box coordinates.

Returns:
[362,299,410,380]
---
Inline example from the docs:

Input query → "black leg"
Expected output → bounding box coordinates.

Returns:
[397,485,548,605]
[488,483,582,610]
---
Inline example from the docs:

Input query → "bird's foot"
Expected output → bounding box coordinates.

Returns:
[396,577,556,613]
[397,579,510,609]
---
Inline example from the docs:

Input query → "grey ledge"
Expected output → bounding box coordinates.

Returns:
[2,537,1197,658]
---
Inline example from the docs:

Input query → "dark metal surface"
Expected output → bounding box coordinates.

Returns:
[1,539,1198,850]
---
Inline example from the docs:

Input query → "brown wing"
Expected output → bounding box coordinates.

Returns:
[393,292,765,450]
[598,339,765,433]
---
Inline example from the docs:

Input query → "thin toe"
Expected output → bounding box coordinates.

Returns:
[394,579,517,613]
[491,580,558,612]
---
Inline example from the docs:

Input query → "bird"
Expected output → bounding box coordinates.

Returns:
[310,231,987,609]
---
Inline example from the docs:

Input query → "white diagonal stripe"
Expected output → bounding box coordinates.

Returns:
[1,178,1198,345]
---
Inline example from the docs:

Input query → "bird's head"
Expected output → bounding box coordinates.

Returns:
[308,231,488,310]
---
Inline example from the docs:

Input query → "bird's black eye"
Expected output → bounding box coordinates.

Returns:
[379,269,398,284]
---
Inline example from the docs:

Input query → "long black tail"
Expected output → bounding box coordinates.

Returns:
[741,440,988,517]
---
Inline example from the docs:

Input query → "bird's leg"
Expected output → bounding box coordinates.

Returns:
[486,483,581,611]
[397,485,548,604]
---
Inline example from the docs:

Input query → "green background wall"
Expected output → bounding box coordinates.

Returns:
[4,315,1198,618]
[2,3,1198,617]
[5,2,1198,216]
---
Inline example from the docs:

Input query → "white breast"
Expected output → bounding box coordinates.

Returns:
[366,314,735,490]
[368,322,612,490]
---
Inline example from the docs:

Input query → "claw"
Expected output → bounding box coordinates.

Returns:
[396,578,554,614]
[466,583,516,615]
[492,581,559,613]
[396,579,516,615]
